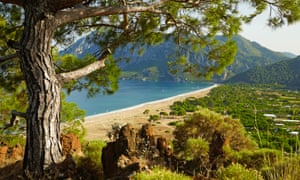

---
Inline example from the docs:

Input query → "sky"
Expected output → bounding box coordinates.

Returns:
[240,8,300,56]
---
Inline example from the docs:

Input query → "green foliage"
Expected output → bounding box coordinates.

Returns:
[76,140,107,179]
[176,84,300,151]
[170,100,197,116]
[148,114,160,122]
[262,154,300,180]
[0,83,86,142]
[216,163,263,180]
[53,49,121,97]
[0,83,27,123]
[143,109,150,115]
[159,111,168,117]
[168,121,180,126]
[227,56,300,89]
[227,148,281,170]
[173,108,257,157]
[61,93,86,139]
[133,166,192,180]
[184,138,209,161]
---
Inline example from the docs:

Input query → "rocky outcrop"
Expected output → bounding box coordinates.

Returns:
[0,142,23,166]
[0,143,9,165]
[102,123,173,179]
[61,133,82,155]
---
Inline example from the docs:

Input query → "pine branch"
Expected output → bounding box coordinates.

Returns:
[0,53,19,65]
[57,48,112,84]
[55,1,167,26]
[3,110,26,130]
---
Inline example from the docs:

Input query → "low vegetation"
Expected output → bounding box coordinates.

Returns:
[133,166,192,180]
[170,84,300,151]
[76,140,106,179]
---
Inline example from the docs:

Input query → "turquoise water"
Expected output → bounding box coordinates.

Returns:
[66,80,213,116]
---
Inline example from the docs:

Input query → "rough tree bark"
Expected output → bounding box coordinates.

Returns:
[19,3,64,178]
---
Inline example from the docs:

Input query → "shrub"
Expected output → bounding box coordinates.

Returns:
[168,121,180,126]
[173,108,257,156]
[227,148,280,170]
[159,111,168,117]
[133,166,192,180]
[76,140,106,179]
[217,163,263,180]
[148,114,160,121]
[172,108,257,177]
[143,109,150,115]
[184,138,209,161]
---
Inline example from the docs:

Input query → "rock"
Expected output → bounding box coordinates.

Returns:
[0,142,24,167]
[102,123,172,179]
[102,141,123,179]
[140,124,155,146]
[10,144,23,161]
[119,123,137,154]
[0,143,8,164]
[61,133,82,155]
[157,137,173,158]
[102,124,138,179]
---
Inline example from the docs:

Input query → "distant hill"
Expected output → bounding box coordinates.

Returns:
[60,34,291,81]
[226,56,300,89]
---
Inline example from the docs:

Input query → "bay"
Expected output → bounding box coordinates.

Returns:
[66,80,213,116]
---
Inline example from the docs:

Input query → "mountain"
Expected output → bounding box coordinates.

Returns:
[216,36,291,80]
[281,52,298,59]
[60,34,291,81]
[226,56,300,89]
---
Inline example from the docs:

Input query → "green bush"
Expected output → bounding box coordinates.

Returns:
[148,114,160,121]
[173,108,257,156]
[217,163,263,180]
[184,138,209,161]
[143,109,150,115]
[76,140,106,179]
[227,148,280,169]
[160,111,169,117]
[168,121,180,126]
[172,108,257,177]
[133,166,192,180]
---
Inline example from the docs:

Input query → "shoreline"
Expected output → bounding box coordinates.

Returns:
[84,83,218,140]
[85,83,218,121]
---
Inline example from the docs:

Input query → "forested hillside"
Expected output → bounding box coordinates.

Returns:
[60,34,291,81]
[226,56,300,89]
[170,84,300,151]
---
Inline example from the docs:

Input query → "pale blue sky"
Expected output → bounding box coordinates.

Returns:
[240,9,300,56]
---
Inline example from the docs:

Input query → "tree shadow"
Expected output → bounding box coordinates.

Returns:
[0,160,23,179]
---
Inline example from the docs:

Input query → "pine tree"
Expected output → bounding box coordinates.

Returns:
[0,0,299,178]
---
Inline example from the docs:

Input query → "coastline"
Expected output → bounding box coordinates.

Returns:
[83,83,218,140]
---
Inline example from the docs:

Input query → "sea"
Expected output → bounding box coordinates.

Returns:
[66,80,213,116]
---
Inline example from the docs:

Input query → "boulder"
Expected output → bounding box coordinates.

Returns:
[102,123,172,179]
[61,133,82,155]
[0,143,8,164]
[10,144,23,161]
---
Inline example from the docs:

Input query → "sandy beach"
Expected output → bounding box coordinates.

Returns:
[83,84,218,141]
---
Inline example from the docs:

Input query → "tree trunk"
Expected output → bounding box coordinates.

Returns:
[20,3,64,178]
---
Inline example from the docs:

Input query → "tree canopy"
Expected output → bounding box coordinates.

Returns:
[1,0,299,93]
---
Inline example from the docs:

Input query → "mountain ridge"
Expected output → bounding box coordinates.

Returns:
[226,56,300,89]
[60,34,294,82]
